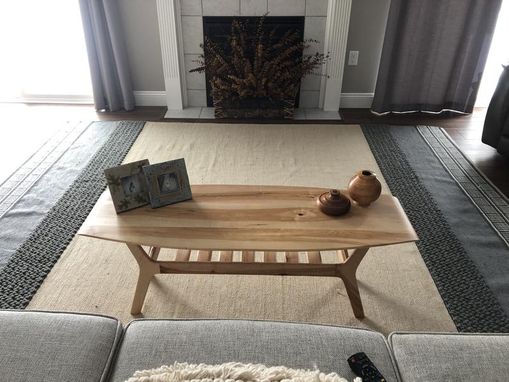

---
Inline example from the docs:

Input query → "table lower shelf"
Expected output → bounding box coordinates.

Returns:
[158,248,350,265]
[126,245,369,318]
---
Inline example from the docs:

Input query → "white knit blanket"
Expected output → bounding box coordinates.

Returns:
[125,362,361,382]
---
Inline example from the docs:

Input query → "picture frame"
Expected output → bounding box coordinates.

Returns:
[143,158,192,208]
[104,159,150,213]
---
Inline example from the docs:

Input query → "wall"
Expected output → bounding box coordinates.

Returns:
[342,0,390,94]
[116,0,391,105]
[117,0,165,91]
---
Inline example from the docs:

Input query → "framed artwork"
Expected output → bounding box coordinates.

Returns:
[104,159,150,213]
[143,158,192,208]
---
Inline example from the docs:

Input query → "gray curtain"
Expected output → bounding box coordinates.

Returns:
[79,0,135,111]
[372,0,502,115]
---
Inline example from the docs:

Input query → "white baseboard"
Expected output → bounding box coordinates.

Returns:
[0,95,93,104]
[339,93,374,108]
[2,92,167,107]
[133,91,167,107]
[133,91,374,109]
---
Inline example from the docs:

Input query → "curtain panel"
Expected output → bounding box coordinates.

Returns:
[79,0,135,111]
[372,0,502,115]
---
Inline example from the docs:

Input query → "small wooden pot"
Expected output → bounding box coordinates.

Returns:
[317,189,351,216]
[348,170,382,207]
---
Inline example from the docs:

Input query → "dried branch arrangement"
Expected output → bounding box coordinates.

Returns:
[191,16,328,118]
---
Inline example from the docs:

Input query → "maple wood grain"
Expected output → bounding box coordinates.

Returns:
[79,184,417,252]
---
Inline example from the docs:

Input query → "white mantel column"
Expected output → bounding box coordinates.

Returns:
[156,0,187,110]
[321,0,352,111]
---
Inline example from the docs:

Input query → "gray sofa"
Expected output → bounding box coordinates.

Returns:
[1,310,508,382]
[482,65,509,157]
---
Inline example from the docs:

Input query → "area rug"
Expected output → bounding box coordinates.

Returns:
[0,121,145,308]
[0,120,89,219]
[363,125,509,333]
[0,121,144,270]
[3,121,507,334]
[24,122,457,336]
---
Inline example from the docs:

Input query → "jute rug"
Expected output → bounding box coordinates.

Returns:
[27,122,455,335]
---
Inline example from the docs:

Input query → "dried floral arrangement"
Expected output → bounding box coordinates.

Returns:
[191,16,328,118]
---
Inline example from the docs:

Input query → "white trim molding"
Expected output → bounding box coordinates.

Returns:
[0,95,93,104]
[133,91,168,107]
[133,91,373,109]
[339,93,374,108]
[321,0,352,111]
[156,0,187,110]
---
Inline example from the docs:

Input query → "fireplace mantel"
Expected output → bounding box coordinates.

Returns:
[156,0,351,114]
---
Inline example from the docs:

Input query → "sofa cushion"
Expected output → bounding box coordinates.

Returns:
[110,319,399,382]
[389,332,509,381]
[0,310,122,382]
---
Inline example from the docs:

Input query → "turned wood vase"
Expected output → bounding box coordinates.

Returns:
[348,170,382,206]
[317,189,351,216]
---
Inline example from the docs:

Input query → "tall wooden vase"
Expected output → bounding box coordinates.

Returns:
[348,170,382,206]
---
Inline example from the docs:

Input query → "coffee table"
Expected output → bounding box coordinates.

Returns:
[78,185,417,317]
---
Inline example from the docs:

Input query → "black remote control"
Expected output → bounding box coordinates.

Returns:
[348,352,387,382]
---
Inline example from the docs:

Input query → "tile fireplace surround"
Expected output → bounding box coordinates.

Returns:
[157,0,351,119]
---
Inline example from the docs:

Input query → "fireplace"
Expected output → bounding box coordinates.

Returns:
[202,16,305,107]
[156,0,352,116]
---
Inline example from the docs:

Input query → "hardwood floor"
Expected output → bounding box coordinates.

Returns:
[2,103,507,197]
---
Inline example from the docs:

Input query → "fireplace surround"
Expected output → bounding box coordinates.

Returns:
[156,0,351,117]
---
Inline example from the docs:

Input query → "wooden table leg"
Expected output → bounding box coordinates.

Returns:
[336,247,369,319]
[149,246,161,260]
[339,249,349,262]
[126,244,161,315]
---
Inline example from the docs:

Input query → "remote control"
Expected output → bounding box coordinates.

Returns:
[348,352,387,382]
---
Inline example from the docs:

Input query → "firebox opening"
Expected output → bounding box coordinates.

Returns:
[202,16,305,108]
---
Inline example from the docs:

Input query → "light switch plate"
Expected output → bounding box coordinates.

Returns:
[348,50,359,66]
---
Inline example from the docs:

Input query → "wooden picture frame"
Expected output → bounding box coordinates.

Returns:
[143,158,192,208]
[104,159,150,213]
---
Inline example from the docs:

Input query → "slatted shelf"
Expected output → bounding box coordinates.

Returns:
[150,247,348,265]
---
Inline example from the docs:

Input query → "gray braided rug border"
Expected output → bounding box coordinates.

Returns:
[0,121,145,309]
[417,126,509,246]
[362,124,509,332]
